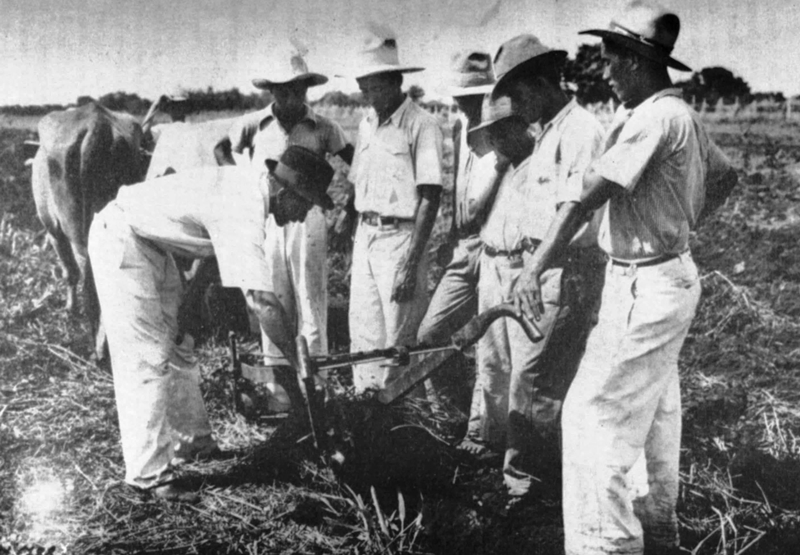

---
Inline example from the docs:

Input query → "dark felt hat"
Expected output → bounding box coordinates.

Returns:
[266,146,334,210]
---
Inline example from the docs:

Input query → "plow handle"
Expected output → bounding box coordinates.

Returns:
[296,335,321,450]
[451,302,543,349]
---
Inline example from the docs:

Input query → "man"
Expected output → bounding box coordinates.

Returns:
[512,3,738,553]
[88,146,335,502]
[216,49,352,407]
[473,34,606,503]
[347,33,443,391]
[415,51,502,452]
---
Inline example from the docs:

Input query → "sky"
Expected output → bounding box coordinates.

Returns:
[1,0,798,106]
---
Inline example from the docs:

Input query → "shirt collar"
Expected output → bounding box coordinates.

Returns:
[537,98,579,140]
[259,102,317,131]
[630,87,683,113]
[369,95,413,129]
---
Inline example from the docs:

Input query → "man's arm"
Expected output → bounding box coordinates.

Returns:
[698,167,738,223]
[391,185,441,303]
[245,290,298,369]
[467,156,511,227]
[141,95,166,137]
[513,166,625,321]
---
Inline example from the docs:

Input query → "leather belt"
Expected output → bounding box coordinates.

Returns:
[360,212,413,227]
[484,237,542,258]
[611,252,680,268]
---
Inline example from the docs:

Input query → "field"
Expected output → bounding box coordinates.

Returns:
[2,110,800,554]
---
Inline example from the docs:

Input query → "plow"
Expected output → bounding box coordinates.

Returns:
[229,303,543,453]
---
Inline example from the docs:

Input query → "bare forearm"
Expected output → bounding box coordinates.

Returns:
[406,187,441,267]
[526,202,587,273]
[215,138,236,166]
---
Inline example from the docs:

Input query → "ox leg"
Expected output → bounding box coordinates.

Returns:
[74,244,107,362]
[49,229,80,313]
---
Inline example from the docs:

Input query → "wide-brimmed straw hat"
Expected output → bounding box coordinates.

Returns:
[265,146,334,210]
[351,32,424,80]
[468,94,522,135]
[579,0,691,72]
[492,34,568,91]
[449,51,495,97]
[252,50,328,89]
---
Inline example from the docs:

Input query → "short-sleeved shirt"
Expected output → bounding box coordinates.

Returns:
[480,100,604,251]
[480,156,531,250]
[228,103,347,178]
[594,88,733,259]
[349,96,444,219]
[113,166,271,292]
[452,113,498,232]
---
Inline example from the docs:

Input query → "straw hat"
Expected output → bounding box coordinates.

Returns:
[252,49,328,89]
[265,146,334,210]
[351,25,424,80]
[579,0,691,72]
[449,51,495,97]
[468,94,519,135]
[492,34,567,91]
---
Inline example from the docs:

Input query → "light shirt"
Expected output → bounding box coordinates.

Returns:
[229,103,347,180]
[453,113,499,231]
[145,118,238,180]
[349,96,444,219]
[114,166,271,292]
[480,157,532,250]
[594,88,733,259]
[522,99,605,245]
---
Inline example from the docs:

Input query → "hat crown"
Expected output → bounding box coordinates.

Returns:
[252,47,328,88]
[359,36,402,69]
[480,94,514,125]
[450,51,495,90]
[272,145,334,209]
[493,34,565,81]
[609,1,681,52]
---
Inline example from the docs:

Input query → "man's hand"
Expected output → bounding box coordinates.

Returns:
[391,257,418,303]
[513,260,545,322]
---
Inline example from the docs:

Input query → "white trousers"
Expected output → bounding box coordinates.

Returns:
[260,206,328,365]
[88,204,216,489]
[348,221,430,392]
[562,253,701,555]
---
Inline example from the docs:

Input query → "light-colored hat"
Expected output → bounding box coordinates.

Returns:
[493,34,568,91]
[252,49,328,89]
[449,51,495,97]
[579,0,691,72]
[165,86,188,102]
[265,146,335,210]
[352,29,424,80]
[468,94,520,135]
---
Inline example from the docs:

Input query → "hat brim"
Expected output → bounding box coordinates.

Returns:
[450,83,495,98]
[493,50,569,92]
[579,30,691,72]
[349,65,425,80]
[252,73,329,89]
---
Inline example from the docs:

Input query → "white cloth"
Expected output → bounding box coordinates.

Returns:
[145,118,237,179]
[229,104,347,364]
[348,221,430,392]
[563,255,700,554]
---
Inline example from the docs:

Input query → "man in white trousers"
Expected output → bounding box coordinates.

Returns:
[512,2,738,553]
[345,31,443,392]
[216,48,353,407]
[89,146,335,502]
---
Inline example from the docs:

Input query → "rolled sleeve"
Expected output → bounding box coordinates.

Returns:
[412,118,444,187]
[594,112,664,192]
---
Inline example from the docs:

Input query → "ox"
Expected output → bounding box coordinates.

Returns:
[31,102,144,359]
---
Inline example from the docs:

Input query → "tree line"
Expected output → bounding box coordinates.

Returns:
[0,44,790,116]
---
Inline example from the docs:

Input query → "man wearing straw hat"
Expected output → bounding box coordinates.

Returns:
[346,30,443,392]
[511,2,738,553]
[216,46,352,408]
[416,50,504,452]
[89,146,336,502]
[469,33,605,506]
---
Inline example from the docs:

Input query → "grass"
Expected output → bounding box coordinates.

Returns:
[2,116,800,554]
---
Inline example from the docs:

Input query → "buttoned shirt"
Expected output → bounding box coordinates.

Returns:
[452,113,498,232]
[480,100,605,251]
[229,103,347,179]
[480,156,531,250]
[349,96,444,219]
[594,88,733,259]
[114,166,271,292]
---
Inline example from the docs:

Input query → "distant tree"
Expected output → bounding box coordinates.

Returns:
[76,96,95,106]
[315,90,364,107]
[407,85,425,103]
[98,91,151,114]
[676,67,751,105]
[751,91,786,103]
[563,43,616,105]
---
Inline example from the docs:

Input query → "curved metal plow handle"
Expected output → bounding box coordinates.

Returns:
[451,302,544,350]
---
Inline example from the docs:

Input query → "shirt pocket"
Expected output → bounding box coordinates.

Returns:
[375,136,414,203]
